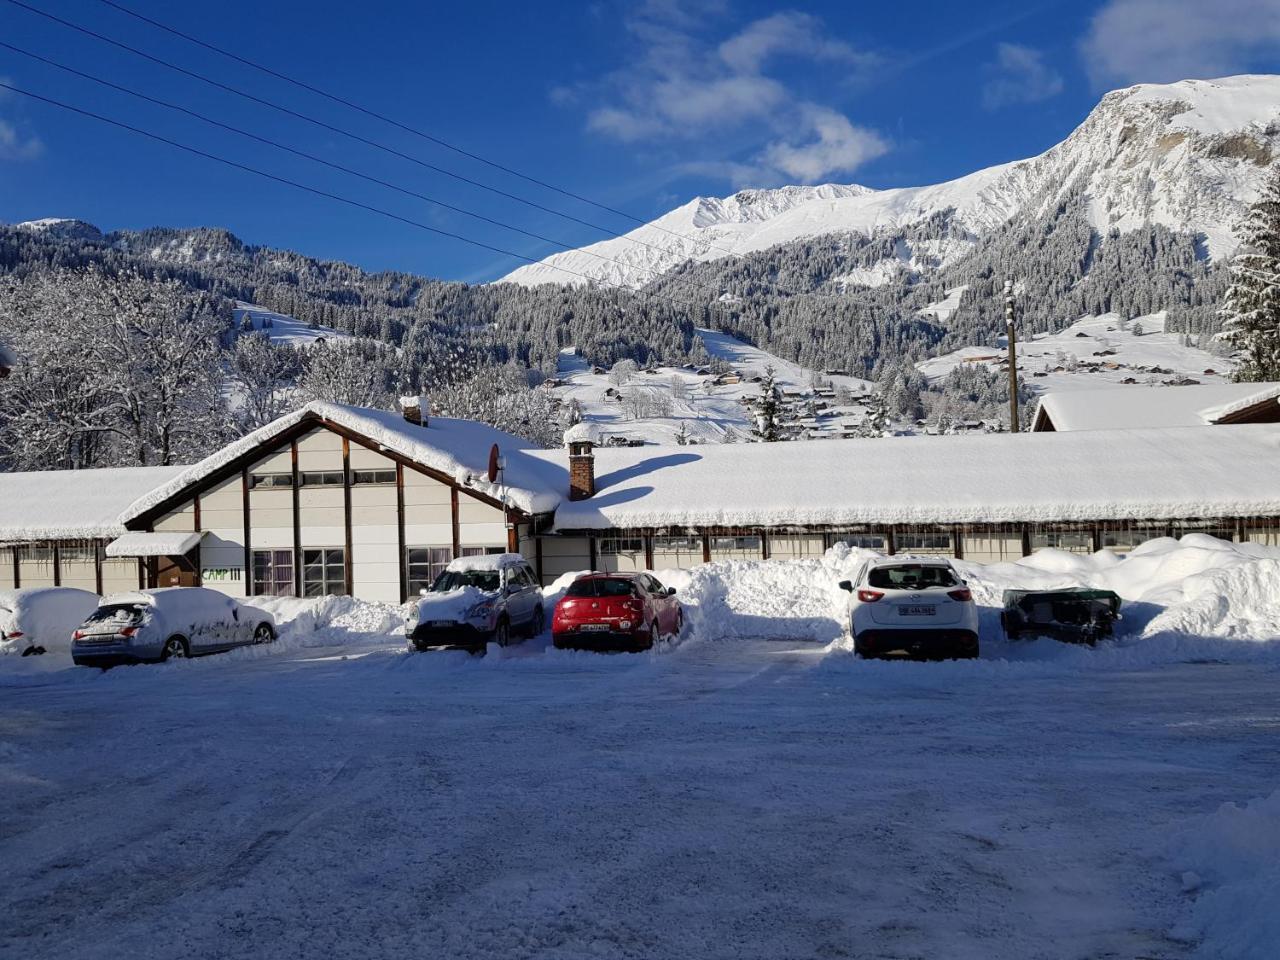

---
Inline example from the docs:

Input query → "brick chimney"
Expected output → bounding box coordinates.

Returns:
[568,439,595,501]
[399,394,428,427]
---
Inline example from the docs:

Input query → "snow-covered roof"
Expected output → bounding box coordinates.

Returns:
[120,401,565,523]
[537,424,1280,530]
[106,530,205,558]
[0,466,186,542]
[1033,383,1280,431]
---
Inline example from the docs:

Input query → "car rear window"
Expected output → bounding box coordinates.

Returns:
[566,578,635,598]
[85,603,146,624]
[867,565,959,589]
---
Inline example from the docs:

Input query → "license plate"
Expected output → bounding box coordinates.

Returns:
[898,605,936,617]
[428,620,457,628]
[580,624,610,632]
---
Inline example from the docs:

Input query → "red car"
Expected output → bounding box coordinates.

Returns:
[552,573,684,651]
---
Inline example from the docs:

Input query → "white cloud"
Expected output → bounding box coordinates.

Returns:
[567,4,888,185]
[761,107,888,182]
[1081,0,1280,88]
[0,119,42,161]
[982,43,1064,109]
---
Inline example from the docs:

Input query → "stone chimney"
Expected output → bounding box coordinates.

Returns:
[568,439,595,501]
[399,394,428,427]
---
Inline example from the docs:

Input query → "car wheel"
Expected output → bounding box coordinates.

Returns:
[529,605,545,637]
[495,618,510,647]
[253,623,275,644]
[161,636,188,661]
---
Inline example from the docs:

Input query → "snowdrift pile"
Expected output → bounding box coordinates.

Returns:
[1169,790,1280,959]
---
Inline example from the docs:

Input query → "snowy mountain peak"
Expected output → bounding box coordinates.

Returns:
[13,218,104,243]
[500,74,1280,291]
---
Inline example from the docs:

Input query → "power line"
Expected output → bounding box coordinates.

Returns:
[2,0,688,263]
[0,38,676,281]
[93,0,742,259]
[0,79,707,309]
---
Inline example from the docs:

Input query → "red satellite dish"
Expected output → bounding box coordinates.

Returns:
[487,444,501,483]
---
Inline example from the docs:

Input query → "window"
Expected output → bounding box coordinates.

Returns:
[600,537,643,555]
[896,533,953,554]
[300,471,345,486]
[460,546,505,557]
[710,536,761,554]
[252,550,294,597]
[1100,526,1166,552]
[352,469,396,485]
[302,548,346,597]
[250,473,292,489]
[867,564,959,590]
[827,533,887,551]
[407,547,451,595]
[1030,529,1093,554]
[653,536,698,553]
[16,545,53,565]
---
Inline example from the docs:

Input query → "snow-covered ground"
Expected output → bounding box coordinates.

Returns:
[232,301,352,347]
[2,536,1278,958]
[551,329,876,445]
[918,310,1232,392]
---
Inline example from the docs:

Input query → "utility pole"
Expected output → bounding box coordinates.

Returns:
[1005,279,1020,433]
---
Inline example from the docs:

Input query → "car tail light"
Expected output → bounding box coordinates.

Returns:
[856,589,884,602]
[71,630,83,641]
[4,630,22,640]
[119,626,137,637]
[948,588,973,602]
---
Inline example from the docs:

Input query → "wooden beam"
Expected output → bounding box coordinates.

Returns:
[701,532,711,564]
[450,486,461,556]
[11,545,18,589]
[342,437,353,597]
[241,468,252,595]
[193,495,202,587]
[588,535,598,572]
[396,462,406,603]
[94,540,103,596]
[291,440,302,598]
[643,535,654,570]
[52,542,61,587]
[534,535,544,584]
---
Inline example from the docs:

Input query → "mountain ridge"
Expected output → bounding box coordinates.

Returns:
[500,75,1280,290]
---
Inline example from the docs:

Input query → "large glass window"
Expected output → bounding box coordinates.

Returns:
[407,547,452,595]
[460,546,505,557]
[896,532,953,554]
[302,548,346,597]
[1029,528,1093,554]
[253,550,294,597]
[300,471,345,487]
[599,538,643,556]
[250,473,292,489]
[352,469,396,485]
[827,533,888,551]
[1100,526,1167,552]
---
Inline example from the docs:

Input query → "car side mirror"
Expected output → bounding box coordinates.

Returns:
[666,587,677,596]
[838,580,853,592]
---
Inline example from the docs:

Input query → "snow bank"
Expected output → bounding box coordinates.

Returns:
[1169,790,1280,959]
[246,595,404,653]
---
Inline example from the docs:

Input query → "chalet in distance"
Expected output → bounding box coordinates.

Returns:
[2,390,1280,601]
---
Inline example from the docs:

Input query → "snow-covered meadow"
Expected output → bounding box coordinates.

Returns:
[2,536,1278,959]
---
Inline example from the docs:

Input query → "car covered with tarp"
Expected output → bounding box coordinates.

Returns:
[999,588,1122,645]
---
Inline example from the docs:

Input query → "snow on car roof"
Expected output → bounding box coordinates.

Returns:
[537,424,1280,529]
[121,402,565,523]
[445,552,525,572]
[1032,383,1280,431]
[0,465,186,542]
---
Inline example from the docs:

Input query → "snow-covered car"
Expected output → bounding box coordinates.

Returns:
[552,572,683,652]
[70,588,276,667]
[839,557,979,660]
[0,587,101,657]
[405,553,543,652]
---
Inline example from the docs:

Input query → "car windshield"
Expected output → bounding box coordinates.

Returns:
[431,570,501,593]
[566,578,636,598]
[85,603,146,624]
[867,565,959,590]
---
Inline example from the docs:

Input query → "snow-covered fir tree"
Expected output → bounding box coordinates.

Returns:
[1219,165,1280,381]
[751,365,781,442]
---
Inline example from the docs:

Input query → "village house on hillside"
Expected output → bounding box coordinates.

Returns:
[2,394,1280,598]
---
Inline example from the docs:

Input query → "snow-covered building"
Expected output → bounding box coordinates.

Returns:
[1031,383,1280,432]
[3,401,1280,597]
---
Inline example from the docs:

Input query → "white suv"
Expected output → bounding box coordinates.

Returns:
[839,557,979,660]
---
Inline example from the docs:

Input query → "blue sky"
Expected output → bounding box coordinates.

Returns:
[1,0,1278,282]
